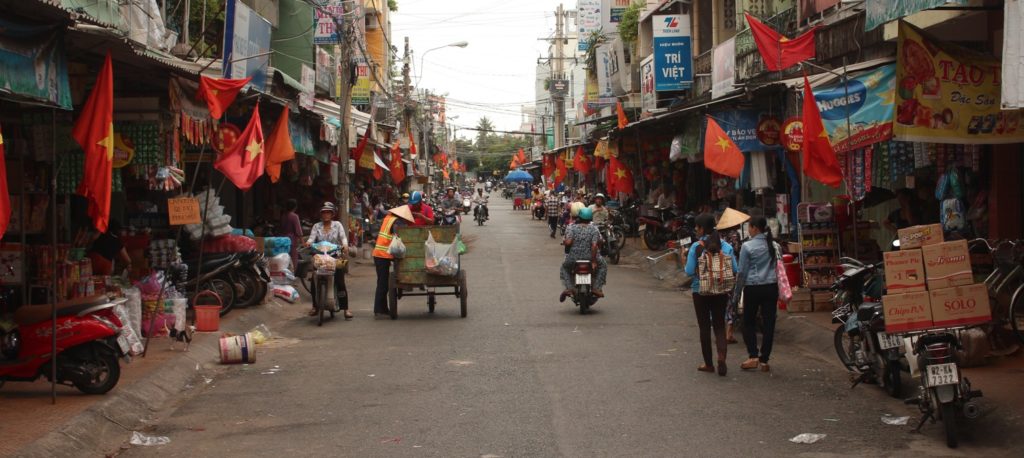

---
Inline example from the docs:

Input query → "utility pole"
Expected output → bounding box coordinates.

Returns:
[336,7,354,229]
[401,37,413,190]
[553,3,566,150]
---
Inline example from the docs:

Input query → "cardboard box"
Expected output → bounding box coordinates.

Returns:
[929,283,992,328]
[883,291,934,333]
[898,224,944,249]
[922,240,973,290]
[883,249,926,293]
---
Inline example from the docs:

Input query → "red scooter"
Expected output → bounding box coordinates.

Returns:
[1,295,128,394]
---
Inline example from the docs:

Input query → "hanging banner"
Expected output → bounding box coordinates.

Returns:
[351,63,371,105]
[1003,0,1024,109]
[595,44,615,98]
[895,22,1024,144]
[315,47,334,94]
[652,14,693,92]
[710,109,783,152]
[577,0,602,51]
[711,37,736,99]
[313,0,345,44]
[812,63,896,152]
[299,64,315,110]
[865,0,965,31]
[223,0,272,91]
[640,55,655,112]
[0,19,72,109]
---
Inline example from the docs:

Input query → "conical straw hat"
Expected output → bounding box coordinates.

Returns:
[388,205,415,223]
[715,207,750,230]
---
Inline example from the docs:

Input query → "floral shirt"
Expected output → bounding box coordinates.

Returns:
[307,220,348,247]
[565,223,602,261]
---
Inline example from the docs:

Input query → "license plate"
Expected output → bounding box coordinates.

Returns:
[680,237,691,246]
[876,332,903,350]
[639,224,647,232]
[575,274,592,285]
[926,363,959,387]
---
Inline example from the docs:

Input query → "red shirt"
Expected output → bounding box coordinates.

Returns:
[410,203,434,226]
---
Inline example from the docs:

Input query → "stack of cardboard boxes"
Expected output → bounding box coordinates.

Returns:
[882,224,992,333]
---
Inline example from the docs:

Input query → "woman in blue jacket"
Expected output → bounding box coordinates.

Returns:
[737,216,781,372]
[684,214,737,376]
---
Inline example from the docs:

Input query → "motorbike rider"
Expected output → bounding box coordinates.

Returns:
[408,191,434,226]
[440,187,460,212]
[559,207,607,301]
[473,188,489,221]
[589,193,610,225]
[304,202,351,320]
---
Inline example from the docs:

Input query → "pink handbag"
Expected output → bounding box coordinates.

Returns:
[776,258,793,303]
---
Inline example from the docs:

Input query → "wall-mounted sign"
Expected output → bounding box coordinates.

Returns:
[756,115,782,146]
[314,0,345,44]
[652,14,693,92]
[781,117,804,152]
[640,55,655,112]
[549,79,569,97]
[223,0,272,91]
[167,197,202,226]
[112,133,135,169]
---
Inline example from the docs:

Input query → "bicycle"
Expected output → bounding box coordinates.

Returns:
[972,239,1024,351]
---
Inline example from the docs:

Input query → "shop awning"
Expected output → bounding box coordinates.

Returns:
[766,57,896,90]
[618,90,746,132]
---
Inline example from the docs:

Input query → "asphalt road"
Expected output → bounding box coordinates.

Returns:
[120,195,1020,457]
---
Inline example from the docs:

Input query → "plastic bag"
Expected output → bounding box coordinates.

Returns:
[269,253,292,273]
[424,232,459,276]
[270,269,296,285]
[789,433,826,444]
[272,285,299,303]
[669,134,685,162]
[388,236,407,258]
[940,198,965,232]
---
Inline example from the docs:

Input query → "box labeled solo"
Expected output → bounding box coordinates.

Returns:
[883,291,934,333]
[883,249,926,293]
[898,224,944,250]
[922,239,972,290]
[929,283,992,328]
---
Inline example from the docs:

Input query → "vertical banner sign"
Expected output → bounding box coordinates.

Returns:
[299,64,315,109]
[1003,0,1024,109]
[640,55,656,112]
[577,0,602,51]
[812,64,896,152]
[652,14,693,92]
[351,63,371,105]
[595,44,615,98]
[313,0,344,44]
[895,22,1024,144]
[223,0,272,91]
[315,47,334,94]
[711,37,736,99]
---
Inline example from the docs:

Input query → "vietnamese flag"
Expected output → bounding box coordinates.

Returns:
[593,155,605,172]
[515,148,527,165]
[0,122,9,238]
[373,153,384,181]
[214,104,265,192]
[408,128,417,157]
[452,159,460,173]
[616,100,629,129]
[801,73,844,188]
[542,154,554,180]
[572,146,591,175]
[744,12,817,72]
[389,141,405,184]
[198,75,252,120]
[264,105,295,183]
[72,53,115,233]
[607,155,634,196]
[703,116,745,178]
[554,155,568,187]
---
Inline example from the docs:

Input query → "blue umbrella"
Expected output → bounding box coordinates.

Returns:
[504,170,534,182]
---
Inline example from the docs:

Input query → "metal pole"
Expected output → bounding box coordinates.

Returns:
[50,110,57,404]
[840,57,858,259]
[336,10,354,233]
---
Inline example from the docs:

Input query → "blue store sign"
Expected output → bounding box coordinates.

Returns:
[652,14,693,92]
[223,0,272,92]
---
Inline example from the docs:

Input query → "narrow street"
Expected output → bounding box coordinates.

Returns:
[120,196,1016,457]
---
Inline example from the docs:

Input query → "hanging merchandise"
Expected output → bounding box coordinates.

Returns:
[169,77,214,146]
[941,197,965,232]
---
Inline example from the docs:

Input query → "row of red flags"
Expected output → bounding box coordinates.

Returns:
[542,148,635,197]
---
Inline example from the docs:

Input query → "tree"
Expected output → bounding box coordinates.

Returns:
[475,117,495,150]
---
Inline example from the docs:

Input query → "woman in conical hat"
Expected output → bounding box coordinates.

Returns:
[715,207,750,345]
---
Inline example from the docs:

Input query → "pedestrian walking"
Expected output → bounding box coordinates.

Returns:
[545,191,561,238]
[736,216,781,372]
[684,214,737,376]
[280,199,303,268]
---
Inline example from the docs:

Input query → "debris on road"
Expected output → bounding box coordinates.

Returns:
[130,432,170,446]
[789,433,826,444]
[881,415,910,425]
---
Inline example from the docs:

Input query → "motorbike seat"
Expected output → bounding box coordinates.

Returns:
[184,254,239,271]
[856,302,883,321]
[13,295,111,326]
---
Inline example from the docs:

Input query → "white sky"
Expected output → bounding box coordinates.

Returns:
[391,0,566,137]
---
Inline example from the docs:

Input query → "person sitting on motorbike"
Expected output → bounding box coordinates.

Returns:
[560,207,607,301]
[589,193,610,225]
[304,202,351,319]
[408,191,434,226]
[440,187,460,212]
[473,188,489,221]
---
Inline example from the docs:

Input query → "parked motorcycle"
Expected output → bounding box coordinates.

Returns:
[305,242,345,326]
[831,258,907,398]
[1,295,128,394]
[638,207,694,251]
[566,260,599,314]
[502,187,513,200]
[227,250,270,309]
[614,199,641,237]
[597,223,624,265]
[173,253,241,316]
[907,331,984,448]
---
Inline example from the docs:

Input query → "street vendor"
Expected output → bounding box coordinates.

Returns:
[86,219,132,276]
[372,205,416,318]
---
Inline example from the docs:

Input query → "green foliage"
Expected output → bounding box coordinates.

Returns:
[463,117,533,174]
[388,0,399,12]
[584,31,606,77]
[617,1,644,45]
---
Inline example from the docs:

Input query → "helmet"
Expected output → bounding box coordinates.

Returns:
[320,202,336,214]
[577,207,594,221]
[570,201,586,217]
[594,193,606,201]
[409,191,423,205]
[402,192,410,200]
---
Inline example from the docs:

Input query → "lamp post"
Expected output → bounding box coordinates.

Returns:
[415,41,469,87]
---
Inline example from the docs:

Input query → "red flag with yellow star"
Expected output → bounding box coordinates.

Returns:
[616,101,629,129]
[198,75,252,120]
[389,141,405,184]
[554,155,568,187]
[703,116,744,178]
[572,146,591,175]
[607,155,634,197]
[801,73,843,188]
[0,122,9,238]
[215,103,265,192]
[72,53,115,233]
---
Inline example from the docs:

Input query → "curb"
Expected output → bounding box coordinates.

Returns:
[13,303,284,458]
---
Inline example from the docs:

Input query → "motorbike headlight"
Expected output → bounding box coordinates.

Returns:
[2,330,20,359]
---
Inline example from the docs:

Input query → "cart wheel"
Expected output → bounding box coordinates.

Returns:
[388,270,399,320]
[459,270,468,318]
[427,292,436,313]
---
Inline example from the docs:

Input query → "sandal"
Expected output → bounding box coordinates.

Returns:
[740,358,759,370]
[697,364,715,373]
[344,311,354,320]
[760,363,771,373]
[593,289,604,298]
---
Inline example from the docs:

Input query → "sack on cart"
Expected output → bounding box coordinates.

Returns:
[425,232,459,276]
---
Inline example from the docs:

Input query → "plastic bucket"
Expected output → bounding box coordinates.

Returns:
[219,334,256,364]
[194,306,220,332]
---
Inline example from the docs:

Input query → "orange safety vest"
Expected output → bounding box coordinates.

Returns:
[372,214,399,259]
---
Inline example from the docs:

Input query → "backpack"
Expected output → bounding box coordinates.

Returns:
[696,242,736,296]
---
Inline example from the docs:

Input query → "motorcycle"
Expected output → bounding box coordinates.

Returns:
[532,199,546,220]
[462,197,472,215]
[567,260,599,314]
[473,203,488,226]
[597,223,624,265]
[831,258,907,398]
[173,253,242,316]
[437,208,460,226]
[305,242,345,326]
[907,331,983,448]
[615,199,642,237]
[638,207,694,251]
[1,295,128,394]
[502,187,513,200]
[226,250,270,309]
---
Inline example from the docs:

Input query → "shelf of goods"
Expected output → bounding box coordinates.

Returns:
[796,202,841,311]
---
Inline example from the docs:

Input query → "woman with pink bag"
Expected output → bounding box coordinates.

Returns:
[736,216,783,372]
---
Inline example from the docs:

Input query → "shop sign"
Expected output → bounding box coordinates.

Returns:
[577,0,602,51]
[549,79,569,97]
[313,0,345,45]
[710,109,782,152]
[167,198,202,226]
[652,15,693,92]
[711,37,736,99]
[781,117,804,152]
[595,44,615,98]
[212,123,242,155]
[0,18,72,109]
[895,23,1024,144]
[602,0,632,34]
[315,47,334,94]
[1004,0,1024,109]
[812,63,895,152]
[756,116,781,146]
[640,55,655,112]
[865,0,965,32]
[351,63,371,105]
[112,133,134,168]
[223,0,272,92]
[299,64,315,110]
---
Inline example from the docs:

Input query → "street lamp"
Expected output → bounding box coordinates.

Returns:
[416,41,469,87]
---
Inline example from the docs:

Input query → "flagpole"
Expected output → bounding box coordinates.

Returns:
[50,109,57,404]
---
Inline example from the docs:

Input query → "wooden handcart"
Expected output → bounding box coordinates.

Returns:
[388,226,467,319]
